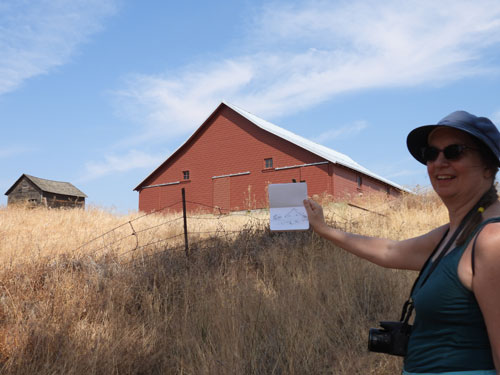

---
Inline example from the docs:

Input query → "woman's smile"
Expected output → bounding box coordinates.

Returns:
[436,174,454,180]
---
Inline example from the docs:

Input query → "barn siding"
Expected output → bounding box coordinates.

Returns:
[227,174,253,211]
[7,179,41,205]
[300,164,329,196]
[332,165,359,198]
[42,193,85,208]
[137,105,399,213]
[138,185,159,212]
[362,175,387,194]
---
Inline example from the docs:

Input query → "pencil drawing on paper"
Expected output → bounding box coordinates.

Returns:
[268,182,309,231]
[272,207,308,226]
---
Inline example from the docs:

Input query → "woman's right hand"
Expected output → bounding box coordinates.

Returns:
[303,198,328,234]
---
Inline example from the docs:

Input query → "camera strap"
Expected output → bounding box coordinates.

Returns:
[399,195,486,324]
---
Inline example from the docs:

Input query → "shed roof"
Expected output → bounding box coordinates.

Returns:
[5,174,87,198]
[135,102,410,192]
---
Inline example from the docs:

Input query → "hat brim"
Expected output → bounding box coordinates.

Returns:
[407,122,500,166]
[406,125,438,165]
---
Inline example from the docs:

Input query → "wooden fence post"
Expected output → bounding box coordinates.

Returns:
[182,188,189,257]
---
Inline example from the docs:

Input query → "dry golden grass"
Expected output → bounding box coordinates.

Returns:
[0,191,447,374]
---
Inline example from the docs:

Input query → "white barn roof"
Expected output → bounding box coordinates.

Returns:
[223,101,408,192]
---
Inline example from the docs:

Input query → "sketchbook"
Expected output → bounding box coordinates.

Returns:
[268,183,309,231]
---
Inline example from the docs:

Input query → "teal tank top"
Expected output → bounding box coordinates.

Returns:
[403,218,500,373]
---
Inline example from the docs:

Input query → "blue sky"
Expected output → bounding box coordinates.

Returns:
[2,0,500,213]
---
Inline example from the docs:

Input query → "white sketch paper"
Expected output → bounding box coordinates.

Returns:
[268,183,309,231]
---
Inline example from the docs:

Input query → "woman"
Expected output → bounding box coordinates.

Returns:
[304,110,500,374]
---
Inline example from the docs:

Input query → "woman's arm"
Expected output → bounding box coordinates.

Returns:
[303,198,447,271]
[471,223,500,373]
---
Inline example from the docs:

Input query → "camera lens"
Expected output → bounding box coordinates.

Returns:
[368,328,393,353]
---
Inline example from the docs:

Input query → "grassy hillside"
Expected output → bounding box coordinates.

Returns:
[0,191,447,374]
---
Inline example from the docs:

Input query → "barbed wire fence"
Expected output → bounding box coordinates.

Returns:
[70,188,388,266]
[70,188,273,265]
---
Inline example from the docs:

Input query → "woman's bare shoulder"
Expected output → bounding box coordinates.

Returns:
[472,218,500,276]
[483,200,500,220]
[475,222,500,247]
[472,202,500,255]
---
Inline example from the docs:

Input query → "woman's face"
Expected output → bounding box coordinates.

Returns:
[426,127,492,201]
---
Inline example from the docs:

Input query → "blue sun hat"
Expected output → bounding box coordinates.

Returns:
[407,110,500,166]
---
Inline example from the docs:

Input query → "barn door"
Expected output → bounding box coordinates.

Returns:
[213,177,230,212]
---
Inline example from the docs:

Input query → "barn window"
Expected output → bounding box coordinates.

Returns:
[183,170,190,180]
[357,175,362,188]
[264,158,273,169]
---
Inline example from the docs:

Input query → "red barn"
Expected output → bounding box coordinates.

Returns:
[134,102,407,213]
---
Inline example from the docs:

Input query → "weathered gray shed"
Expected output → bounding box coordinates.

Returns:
[4,174,87,208]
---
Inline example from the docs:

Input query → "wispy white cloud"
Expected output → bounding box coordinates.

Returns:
[312,121,368,143]
[82,150,164,181]
[386,169,426,179]
[114,0,500,146]
[369,156,430,187]
[0,145,33,159]
[0,0,116,95]
[112,60,255,144]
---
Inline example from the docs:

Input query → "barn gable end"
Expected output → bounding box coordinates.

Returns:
[135,102,408,213]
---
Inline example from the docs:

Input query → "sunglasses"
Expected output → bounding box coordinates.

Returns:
[421,144,477,163]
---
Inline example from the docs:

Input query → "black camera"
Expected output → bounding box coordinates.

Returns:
[368,321,411,357]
